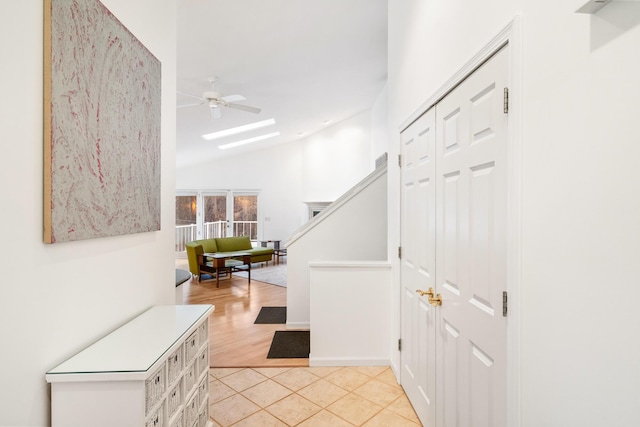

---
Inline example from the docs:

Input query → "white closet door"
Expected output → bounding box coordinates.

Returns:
[400,107,437,427]
[435,46,509,427]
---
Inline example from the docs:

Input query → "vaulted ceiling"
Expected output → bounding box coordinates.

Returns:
[176,0,388,167]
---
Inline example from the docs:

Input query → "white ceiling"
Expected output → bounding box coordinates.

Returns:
[176,0,388,168]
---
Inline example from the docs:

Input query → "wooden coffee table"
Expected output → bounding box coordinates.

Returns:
[198,252,251,288]
[260,240,286,264]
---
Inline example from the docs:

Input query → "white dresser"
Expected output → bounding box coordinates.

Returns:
[46,304,214,427]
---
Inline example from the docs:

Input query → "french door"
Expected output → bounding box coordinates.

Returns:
[202,192,229,238]
[400,45,509,427]
[400,107,437,427]
[175,191,259,250]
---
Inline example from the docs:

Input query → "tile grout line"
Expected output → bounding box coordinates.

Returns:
[231,367,324,426]
[209,367,422,426]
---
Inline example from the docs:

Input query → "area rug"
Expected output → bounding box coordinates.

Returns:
[254,306,287,324]
[175,269,191,286]
[267,331,310,359]
[234,263,287,287]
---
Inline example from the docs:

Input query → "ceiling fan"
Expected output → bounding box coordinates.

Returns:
[177,77,261,119]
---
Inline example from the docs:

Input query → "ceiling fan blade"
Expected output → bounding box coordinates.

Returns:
[210,106,222,119]
[226,103,261,114]
[221,94,246,103]
[177,91,205,101]
[176,102,205,108]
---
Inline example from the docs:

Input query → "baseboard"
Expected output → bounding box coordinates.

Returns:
[309,356,390,367]
[286,321,310,330]
[389,359,401,384]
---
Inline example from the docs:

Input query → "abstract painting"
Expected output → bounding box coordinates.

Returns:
[44,0,161,243]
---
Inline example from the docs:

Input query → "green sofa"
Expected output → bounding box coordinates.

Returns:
[185,236,274,277]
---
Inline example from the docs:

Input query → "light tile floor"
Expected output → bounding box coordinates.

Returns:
[208,366,422,426]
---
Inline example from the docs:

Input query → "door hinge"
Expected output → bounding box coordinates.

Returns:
[503,87,509,114]
[398,246,402,259]
[398,154,402,167]
[503,291,508,317]
[398,339,402,351]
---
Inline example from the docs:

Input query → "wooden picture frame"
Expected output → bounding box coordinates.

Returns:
[43,0,161,243]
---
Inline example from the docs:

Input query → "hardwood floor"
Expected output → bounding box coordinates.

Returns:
[177,258,308,368]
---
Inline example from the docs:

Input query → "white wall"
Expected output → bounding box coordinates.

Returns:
[388,1,640,425]
[176,110,375,242]
[0,1,177,426]
[370,83,389,165]
[177,139,304,241]
[301,111,373,202]
[287,167,388,329]
[309,262,392,366]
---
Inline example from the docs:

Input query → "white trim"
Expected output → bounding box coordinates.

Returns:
[309,357,390,367]
[395,16,523,427]
[176,189,198,195]
[505,15,524,427]
[389,359,401,383]
[285,321,310,330]
[308,261,391,269]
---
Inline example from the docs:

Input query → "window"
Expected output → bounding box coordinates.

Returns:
[203,194,227,238]
[233,194,258,240]
[305,201,331,220]
[175,194,197,251]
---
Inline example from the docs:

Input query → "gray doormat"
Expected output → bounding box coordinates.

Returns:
[267,331,310,359]
[254,306,287,324]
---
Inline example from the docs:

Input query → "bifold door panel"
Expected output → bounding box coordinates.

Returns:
[400,45,509,427]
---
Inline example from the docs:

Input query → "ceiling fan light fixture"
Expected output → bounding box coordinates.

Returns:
[219,131,281,150]
[201,118,276,141]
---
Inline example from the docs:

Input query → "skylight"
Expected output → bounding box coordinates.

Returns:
[201,118,276,141]
[218,132,281,150]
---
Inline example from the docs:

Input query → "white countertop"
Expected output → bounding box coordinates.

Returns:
[46,304,213,382]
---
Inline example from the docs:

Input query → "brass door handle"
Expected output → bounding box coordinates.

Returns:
[416,288,435,298]
[429,293,442,307]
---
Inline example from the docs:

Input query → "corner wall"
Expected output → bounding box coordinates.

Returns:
[0,1,177,425]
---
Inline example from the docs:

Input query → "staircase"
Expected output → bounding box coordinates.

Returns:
[285,158,392,366]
